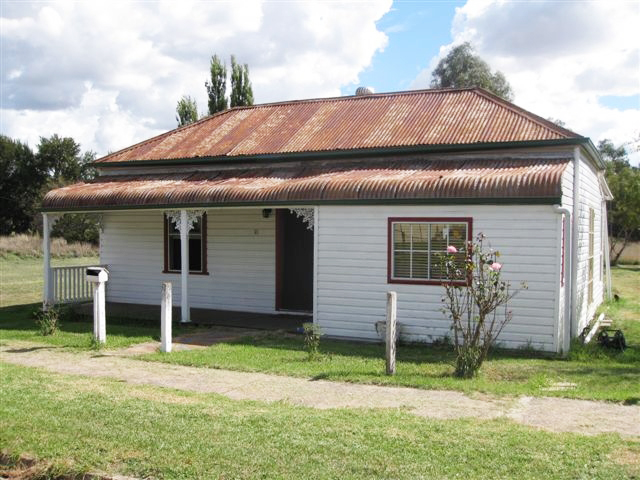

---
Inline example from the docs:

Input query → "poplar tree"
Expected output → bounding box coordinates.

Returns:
[230,55,254,108]
[205,54,228,115]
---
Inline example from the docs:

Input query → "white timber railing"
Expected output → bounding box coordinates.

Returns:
[51,264,106,304]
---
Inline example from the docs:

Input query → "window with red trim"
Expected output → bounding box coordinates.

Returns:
[388,217,472,285]
[163,213,208,274]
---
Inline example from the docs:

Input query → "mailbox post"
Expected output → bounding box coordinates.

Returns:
[86,267,108,344]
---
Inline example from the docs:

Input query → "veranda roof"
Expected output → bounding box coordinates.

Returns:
[42,157,570,211]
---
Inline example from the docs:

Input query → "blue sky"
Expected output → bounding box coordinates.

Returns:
[342,0,466,96]
[1,0,638,163]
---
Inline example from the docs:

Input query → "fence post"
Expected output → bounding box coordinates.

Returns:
[161,282,172,353]
[386,291,397,375]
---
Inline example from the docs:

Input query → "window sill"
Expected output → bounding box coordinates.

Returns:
[162,270,210,276]
[388,278,469,286]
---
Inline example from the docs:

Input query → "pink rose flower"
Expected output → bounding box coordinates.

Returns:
[447,245,458,253]
[490,262,502,271]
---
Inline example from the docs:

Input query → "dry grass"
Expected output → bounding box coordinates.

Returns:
[0,234,98,258]
[618,241,640,265]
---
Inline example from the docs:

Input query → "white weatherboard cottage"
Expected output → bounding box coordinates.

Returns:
[43,88,612,353]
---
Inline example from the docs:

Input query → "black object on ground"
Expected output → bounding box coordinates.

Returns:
[597,329,626,351]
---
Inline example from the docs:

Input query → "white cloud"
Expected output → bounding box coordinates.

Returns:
[412,0,640,164]
[1,0,391,156]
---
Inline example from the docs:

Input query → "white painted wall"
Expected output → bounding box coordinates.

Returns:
[100,209,276,314]
[315,205,561,351]
[572,154,606,334]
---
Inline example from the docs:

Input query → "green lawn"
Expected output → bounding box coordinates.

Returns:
[0,257,639,478]
[141,266,640,403]
[1,363,637,480]
[0,255,191,349]
[0,254,99,307]
[1,254,638,402]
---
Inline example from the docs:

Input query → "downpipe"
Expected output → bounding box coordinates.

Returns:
[554,205,572,355]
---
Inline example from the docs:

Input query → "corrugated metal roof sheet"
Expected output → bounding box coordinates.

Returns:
[96,88,580,164]
[43,158,570,211]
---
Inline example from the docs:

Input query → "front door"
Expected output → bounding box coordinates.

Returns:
[276,209,313,312]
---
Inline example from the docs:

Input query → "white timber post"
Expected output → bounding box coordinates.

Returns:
[161,282,172,352]
[86,267,108,344]
[386,291,397,375]
[180,209,190,323]
[96,281,106,343]
[42,213,57,310]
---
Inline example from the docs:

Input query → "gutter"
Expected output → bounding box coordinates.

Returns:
[553,205,572,354]
[40,195,562,213]
[94,138,591,169]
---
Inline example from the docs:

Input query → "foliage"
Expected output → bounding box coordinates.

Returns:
[0,136,42,234]
[598,139,640,264]
[0,134,96,235]
[431,42,514,101]
[230,55,254,108]
[33,306,60,336]
[175,95,199,126]
[440,233,525,378]
[50,213,100,245]
[205,54,228,115]
[302,322,322,360]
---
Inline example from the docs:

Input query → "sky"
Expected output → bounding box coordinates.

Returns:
[1,0,639,164]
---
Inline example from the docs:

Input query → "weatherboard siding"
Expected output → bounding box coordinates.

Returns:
[573,155,605,334]
[316,205,561,351]
[100,209,276,314]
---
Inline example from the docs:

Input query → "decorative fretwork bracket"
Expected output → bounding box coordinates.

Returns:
[165,210,204,234]
[290,208,314,231]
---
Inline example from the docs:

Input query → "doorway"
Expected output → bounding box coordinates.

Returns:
[276,209,313,312]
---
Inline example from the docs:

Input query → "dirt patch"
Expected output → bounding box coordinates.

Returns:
[2,340,639,437]
[0,451,138,480]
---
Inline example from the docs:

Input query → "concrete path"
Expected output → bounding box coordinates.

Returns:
[2,341,638,438]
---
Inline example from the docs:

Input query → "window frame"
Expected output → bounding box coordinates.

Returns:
[587,207,594,304]
[163,212,209,275]
[387,217,473,286]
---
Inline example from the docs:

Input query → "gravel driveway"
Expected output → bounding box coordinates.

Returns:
[2,341,638,437]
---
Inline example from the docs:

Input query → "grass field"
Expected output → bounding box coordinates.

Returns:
[0,254,99,307]
[1,363,637,480]
[140,266,640,403]
[1,257,639,478]
[1,256,638,402]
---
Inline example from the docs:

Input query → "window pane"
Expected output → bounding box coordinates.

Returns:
[168,219,179,234]
[189,238,202,271]
[412,251,428,279]
[191,218,202,235]
[430,224,447,253]
[394,251,411,278]
[449,224,467,249]
[394,224,411,250]
[169,237,181,271]
[412,224,429,250]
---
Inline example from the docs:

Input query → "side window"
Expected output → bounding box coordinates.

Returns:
[388,218,471,285]
[164,213,207,274]
[588,208,594,303]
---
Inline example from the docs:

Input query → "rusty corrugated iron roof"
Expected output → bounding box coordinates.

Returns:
[43,157,570,211]
[96,88,580,164]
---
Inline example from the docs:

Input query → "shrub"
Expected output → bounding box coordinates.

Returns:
[302,322,322,360]
[33,307,61,336]
[440,233,526,378]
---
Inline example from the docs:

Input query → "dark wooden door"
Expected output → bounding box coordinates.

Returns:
[276,209,313,312]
